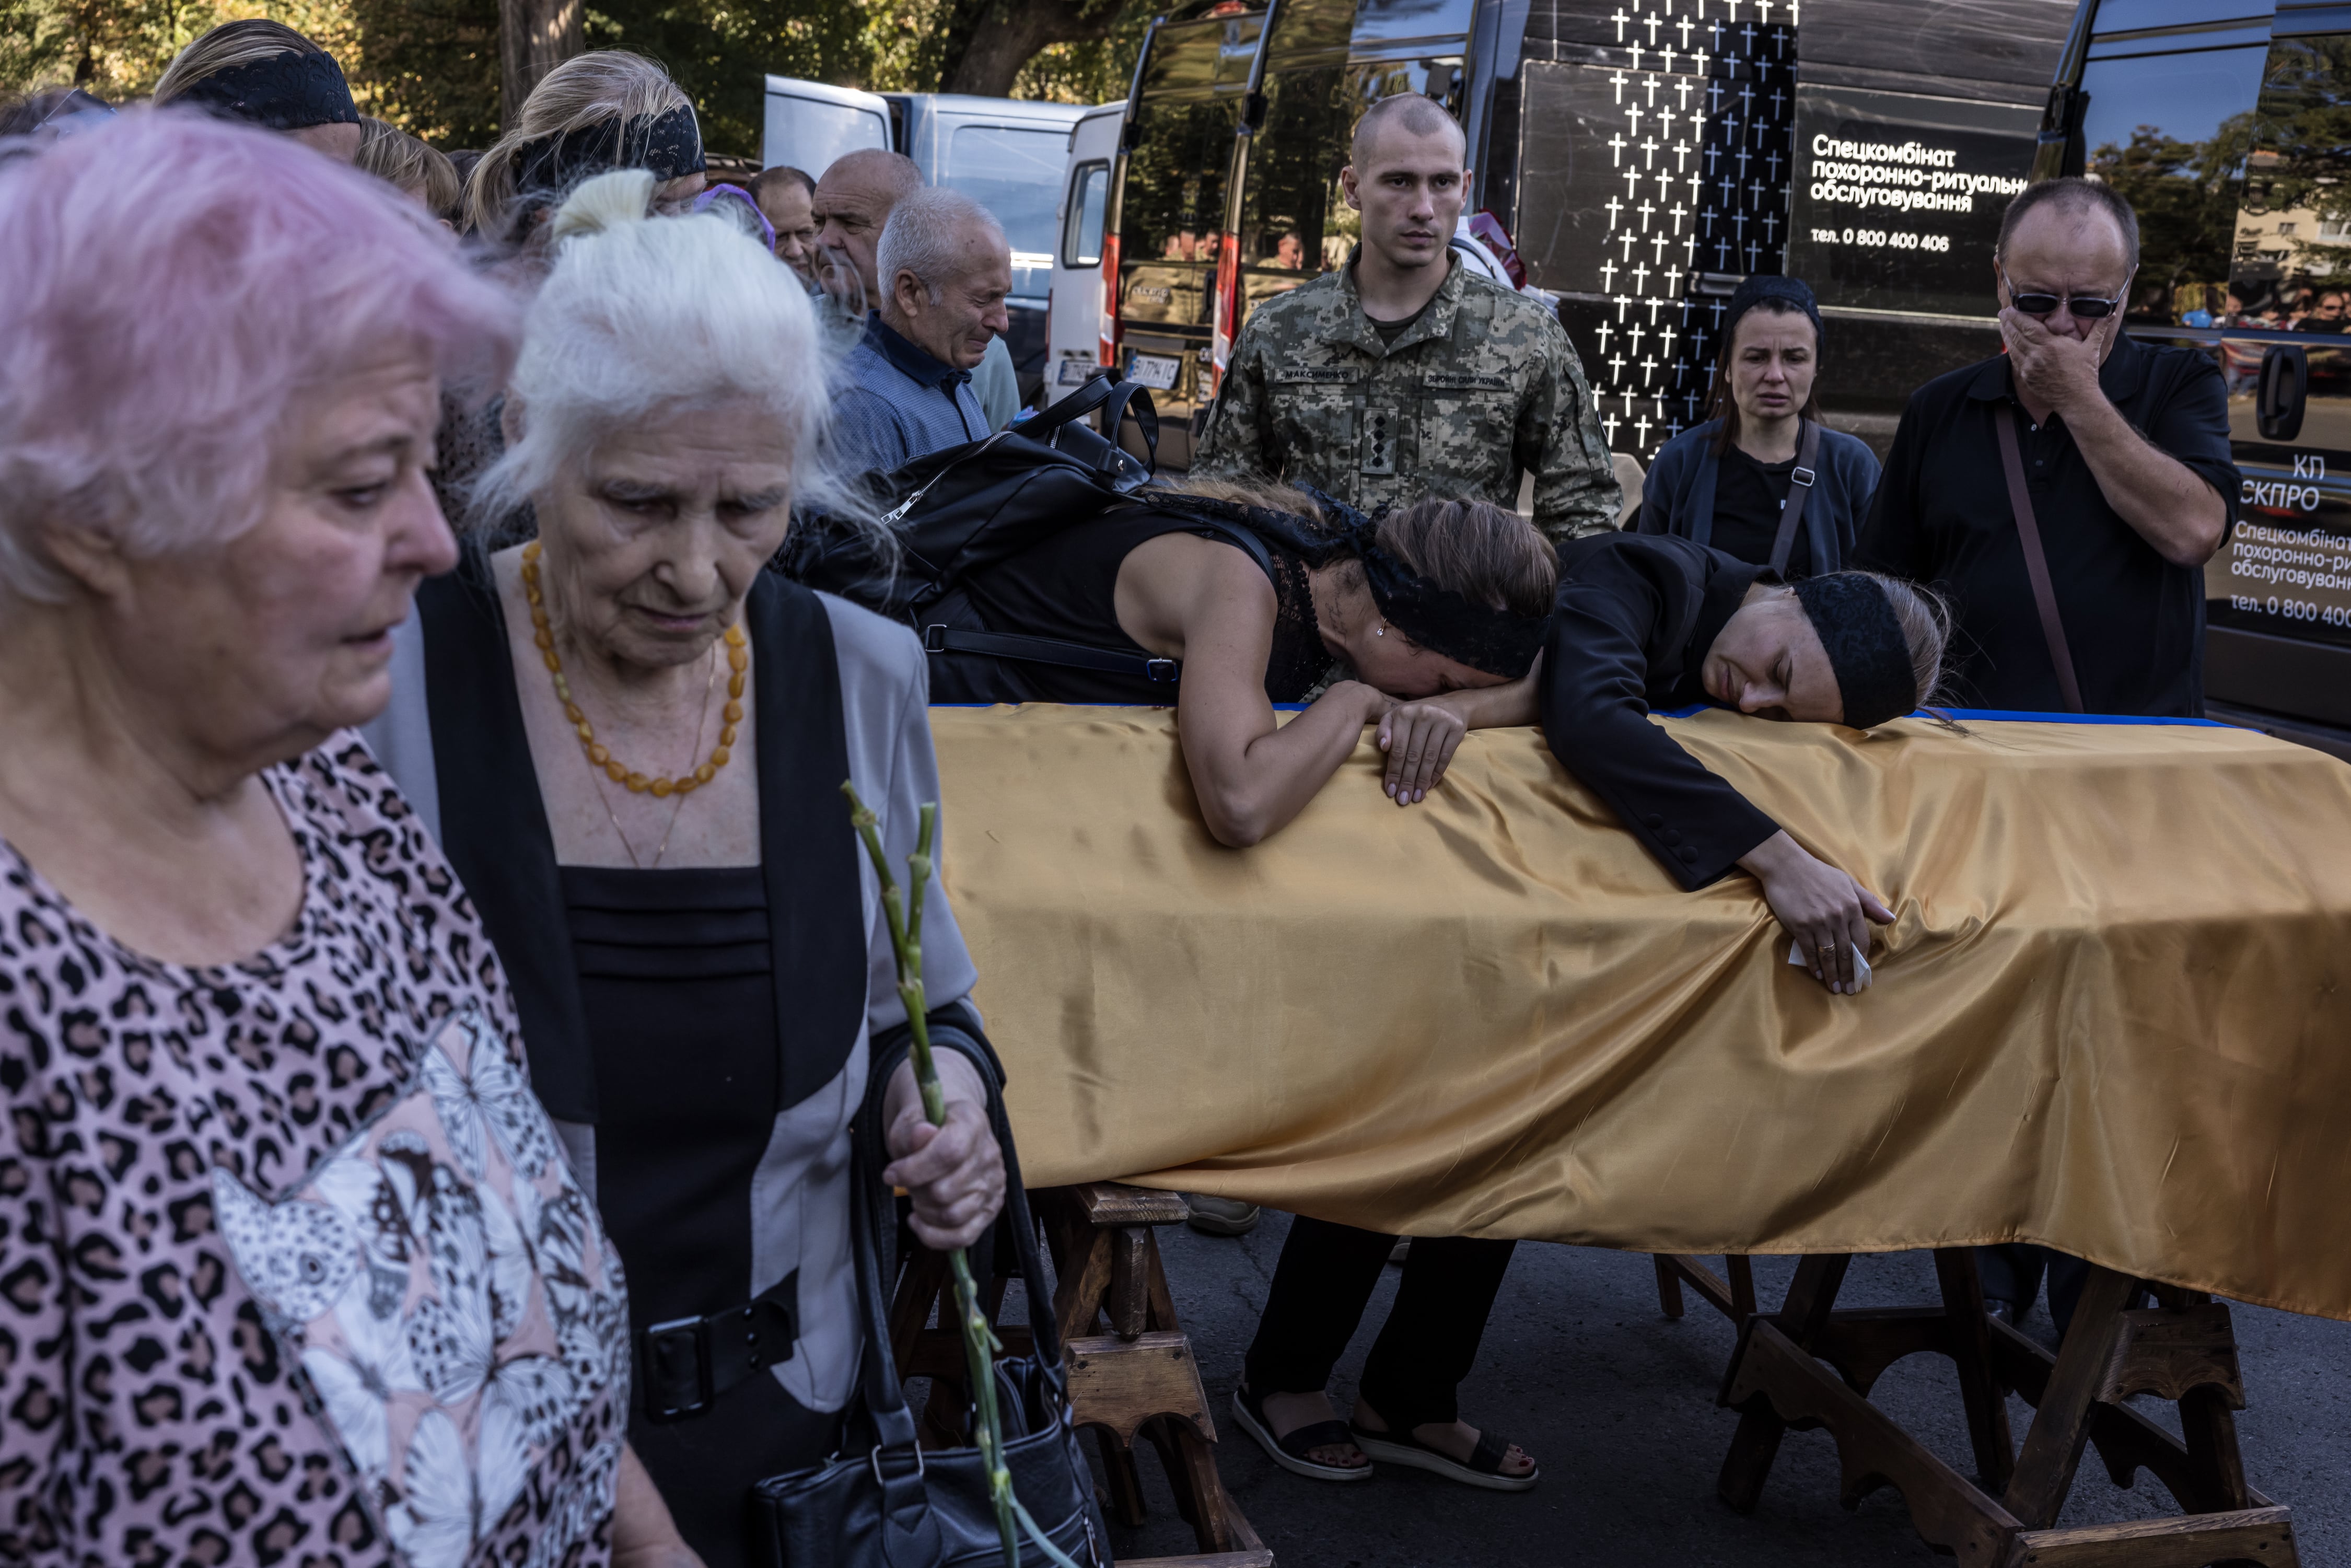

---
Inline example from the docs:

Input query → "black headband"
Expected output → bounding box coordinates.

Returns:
[179,50,358,131]
[1722,272,1822,350]
[513,103,705,194]
[1175,488,1550,679]
[1791,573,1917,728]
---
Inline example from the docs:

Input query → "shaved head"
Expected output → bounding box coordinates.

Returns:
[813,148,926,300]
[1350,94,1465,171]
[820,147,921,204]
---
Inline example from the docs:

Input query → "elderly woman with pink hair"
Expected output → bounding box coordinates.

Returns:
[0,114,698,1567]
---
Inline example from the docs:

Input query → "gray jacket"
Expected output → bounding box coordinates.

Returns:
[1636,417,1881,575]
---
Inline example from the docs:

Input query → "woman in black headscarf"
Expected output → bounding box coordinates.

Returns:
[1636,275,1881,579]
[1541,531,1951,993]
[152,17,363,161]
[918,478,1559,846]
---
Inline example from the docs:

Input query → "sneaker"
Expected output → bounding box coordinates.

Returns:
[1183,1193,1261,1236]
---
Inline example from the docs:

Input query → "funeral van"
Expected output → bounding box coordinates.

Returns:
[761,81,1088,401]
[1076,0,2078,468]
[2022,0,2351,756]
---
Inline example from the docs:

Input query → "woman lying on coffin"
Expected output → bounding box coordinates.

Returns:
[1453,530,1952,994]
[932,479,1558,846]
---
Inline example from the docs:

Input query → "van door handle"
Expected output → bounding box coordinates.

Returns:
[2259,343,2309,442]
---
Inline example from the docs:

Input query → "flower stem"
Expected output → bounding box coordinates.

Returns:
[844,782,1021,1565]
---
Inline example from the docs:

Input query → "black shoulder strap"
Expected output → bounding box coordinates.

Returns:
[1994,406,2087,713]
[1767,418,1823,578]
[923,623,1179,685]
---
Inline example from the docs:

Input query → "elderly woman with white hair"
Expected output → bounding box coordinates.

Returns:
[362,169,1007,1568]
[0,114,695,1568]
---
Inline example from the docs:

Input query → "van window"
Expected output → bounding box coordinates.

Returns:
[1239,68,1357,273]
[941,125,1067,267]
[2230,31,2351,325]
[1142,11,1265,95]
[2078,45,2267,322]
[1120,98,1242,265]
[1064,160,1110,268]
[2090,0,2271,31]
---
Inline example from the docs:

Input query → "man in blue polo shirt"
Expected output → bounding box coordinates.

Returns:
[829,186,1011,475]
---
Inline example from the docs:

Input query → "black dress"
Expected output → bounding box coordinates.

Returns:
[940,505,1334,704]
[562,865,836,1568]
[1707,447,1813,578]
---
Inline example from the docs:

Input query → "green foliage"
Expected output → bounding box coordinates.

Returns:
[1010,0,1145,104]
[586,0,883,160]
[2089,118,2251,292]
[2240,32,2351,283]
[2,0,1141,157]
[344,0,498,147]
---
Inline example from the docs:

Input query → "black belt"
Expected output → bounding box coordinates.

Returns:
[641,1269,799,1424]
[924,623,1179,685]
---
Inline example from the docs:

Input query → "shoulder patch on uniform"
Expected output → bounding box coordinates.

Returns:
[1271,365,1360,385]
[1423,371,1511,391]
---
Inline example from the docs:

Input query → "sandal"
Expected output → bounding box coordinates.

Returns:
[1230,1385,1373,1482]
[1348,1421,1539,1492]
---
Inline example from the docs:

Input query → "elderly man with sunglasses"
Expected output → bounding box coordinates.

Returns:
[1856,178,2235,722]
[1854,178,2238,1339]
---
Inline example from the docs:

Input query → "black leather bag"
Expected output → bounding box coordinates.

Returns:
[749,1076,1106,1567]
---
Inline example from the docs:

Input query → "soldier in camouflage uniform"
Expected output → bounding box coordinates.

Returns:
[1193,99,1619,544]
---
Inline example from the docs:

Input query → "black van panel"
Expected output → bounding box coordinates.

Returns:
[1783,86,2041,318]
[1797,0,2076,102]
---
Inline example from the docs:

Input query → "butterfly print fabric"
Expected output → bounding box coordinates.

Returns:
[0,738,630,1568]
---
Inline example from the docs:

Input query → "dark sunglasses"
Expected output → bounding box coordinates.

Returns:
[1999,264,2127,320]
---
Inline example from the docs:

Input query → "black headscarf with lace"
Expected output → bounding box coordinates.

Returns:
[1164,487,1551,678]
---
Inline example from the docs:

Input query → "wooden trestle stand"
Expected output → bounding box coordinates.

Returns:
[1689,1249,2297,1568]
[892,1181,1271,1568]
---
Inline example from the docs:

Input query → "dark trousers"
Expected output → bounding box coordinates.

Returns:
[1976,1243,2091,1336]
[1242,1215,1516,1431]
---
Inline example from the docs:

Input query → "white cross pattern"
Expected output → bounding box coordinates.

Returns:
[1576,0,1799,461]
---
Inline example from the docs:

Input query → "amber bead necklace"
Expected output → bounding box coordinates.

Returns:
[520,539,748,867]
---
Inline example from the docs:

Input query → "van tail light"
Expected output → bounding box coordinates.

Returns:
[1098,234,1121,371]
[1208,231,1242,397]
[1469,210,1527,291]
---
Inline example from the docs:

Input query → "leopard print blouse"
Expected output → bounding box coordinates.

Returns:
[0,736,632,1568]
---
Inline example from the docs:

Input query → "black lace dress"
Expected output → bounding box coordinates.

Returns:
[941,504,1336,704]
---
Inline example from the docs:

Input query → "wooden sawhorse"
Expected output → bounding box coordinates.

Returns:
[1653,1253,1760,1322]
[1714,1250,2297,1567]
[892,1181,1270,1568]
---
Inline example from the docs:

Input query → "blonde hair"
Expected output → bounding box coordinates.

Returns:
[355,118,461,219]
[1172,478,1554,618]
[153,19,324,106]
[1865,572,1957,712]
[463,50,690,239]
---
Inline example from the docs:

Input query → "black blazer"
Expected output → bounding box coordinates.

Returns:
[1538,533,1782,889]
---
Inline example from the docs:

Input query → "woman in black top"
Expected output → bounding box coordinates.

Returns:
[944,480,1561,847]
[1541,531,1948,992]
[1636,276,1880,578]
[367,172,1006,1567]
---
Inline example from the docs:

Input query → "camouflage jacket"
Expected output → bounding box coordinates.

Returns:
[1193,254,1620,541]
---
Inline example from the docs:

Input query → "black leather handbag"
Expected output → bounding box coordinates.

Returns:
[750,1077,1107,1567]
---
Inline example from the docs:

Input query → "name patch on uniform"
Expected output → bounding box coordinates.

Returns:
[1422,372,1511,392]
[1272,366,1358,385]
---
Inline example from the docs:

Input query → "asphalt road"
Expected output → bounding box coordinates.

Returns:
[1084,1211,2351,1567]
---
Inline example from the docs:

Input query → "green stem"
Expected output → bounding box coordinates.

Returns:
[844,782,1021,1566]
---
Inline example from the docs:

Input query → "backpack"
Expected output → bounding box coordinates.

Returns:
[777,374,1272,700]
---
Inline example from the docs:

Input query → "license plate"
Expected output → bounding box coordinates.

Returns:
[1126,352,1181,391]
[1055,357,1098,387]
